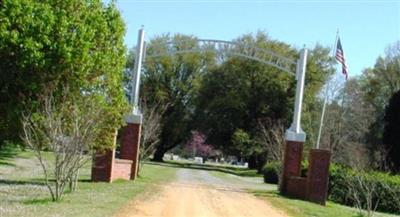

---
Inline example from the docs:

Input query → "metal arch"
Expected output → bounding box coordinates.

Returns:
[131,27,308,144]
[144,39,297,76]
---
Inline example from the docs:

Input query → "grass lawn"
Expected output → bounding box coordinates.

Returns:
[252,190,400,217]
[0,146,177,217]
[197,159,399,217]
[158,159,262,177]
[2,149,399,217]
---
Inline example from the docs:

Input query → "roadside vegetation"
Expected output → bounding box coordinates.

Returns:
[156,160,262,177]
[261,161,400,215]
[190,161,399,217]
[252,190,399,217]
[157,159,399,217]
[1,145,400,217]
[0,146,176,217]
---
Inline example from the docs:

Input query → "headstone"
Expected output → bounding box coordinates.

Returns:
[194,157,203,164]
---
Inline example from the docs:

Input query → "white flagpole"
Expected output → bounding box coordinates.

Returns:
[315,30,339,149]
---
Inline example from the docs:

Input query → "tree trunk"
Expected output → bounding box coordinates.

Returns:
[256,154,267,173]
[248,155,257,169]
[152,147,166,162]
[247,154,267,173]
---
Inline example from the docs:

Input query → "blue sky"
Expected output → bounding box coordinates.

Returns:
[114,0,400,77]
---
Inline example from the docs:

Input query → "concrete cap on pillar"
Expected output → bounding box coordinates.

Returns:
[124,114,143,124]
[285,129,306,142]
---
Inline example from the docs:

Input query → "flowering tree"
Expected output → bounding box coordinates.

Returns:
[184,131,217,159]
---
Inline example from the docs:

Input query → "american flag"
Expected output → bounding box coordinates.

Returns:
[335,37,348,79]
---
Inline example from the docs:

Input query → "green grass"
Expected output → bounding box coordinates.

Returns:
[251,190,399,217]
[199,161,399,217]
[153,159,262,177]
[3,151,399,217]
[206,166,391,216]
[0,144,21,166]
[0,149,177,217]
[209,169,278,191]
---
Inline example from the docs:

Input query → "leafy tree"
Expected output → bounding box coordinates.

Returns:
[383,89,400,173]
[196,33,293,150]
[0,0,128,149]
[195,32,333,170]
[130,32,332,165]
[232,129,261,158]
[363,41,400,114]
[361,41,400,169]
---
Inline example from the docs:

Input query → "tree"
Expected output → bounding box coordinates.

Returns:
[138,100,167,173]
[129,34,215,161]
[184,131,216,160]
[320,77,375,168]
[195,32,333,170]
[129,32,333,164]
[232,129,262,159]
[361,41,400,170]
[196,33,293,170]
[257,118,285,163]
[346,171,380,217]
[383,89,400,173]
[363,41,400,114]
[21,91,105,201]
[0,0,128,149]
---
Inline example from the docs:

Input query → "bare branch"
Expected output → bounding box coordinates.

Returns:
[21,90,104,201]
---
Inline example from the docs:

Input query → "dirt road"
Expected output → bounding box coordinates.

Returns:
[115,168,288,217]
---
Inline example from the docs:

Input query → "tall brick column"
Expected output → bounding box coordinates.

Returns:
[307,149,331,205]
[120,114,142,180]
[281,140,304,194]
[91,149,115,182]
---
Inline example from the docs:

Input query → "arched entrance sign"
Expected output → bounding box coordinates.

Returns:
[130,28,308,143]
[92,27,330,206]
[148,38,297,75]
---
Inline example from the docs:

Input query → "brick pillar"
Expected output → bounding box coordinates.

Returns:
[286,176,308,199]
[91,149,115,182]
[281,140,304,194]
[307,149,331,205]
[120,114,142,180]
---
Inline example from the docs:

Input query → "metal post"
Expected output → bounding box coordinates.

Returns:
[131,27,145,115]
[285,48,308,142]
[315,82,329,149]
[315,30,339,149]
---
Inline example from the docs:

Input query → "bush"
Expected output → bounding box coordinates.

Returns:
[329,164,400,214]
[301,160,309,177]
[262,161,281,184]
